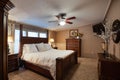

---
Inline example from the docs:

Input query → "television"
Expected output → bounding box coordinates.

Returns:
[92,23,105,35]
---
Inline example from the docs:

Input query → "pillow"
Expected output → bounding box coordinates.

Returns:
[36,43,46,52]
[36,43,52,52]
[23,44,38,54]
[44,43,52,50]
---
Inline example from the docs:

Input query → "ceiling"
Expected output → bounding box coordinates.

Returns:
[9,0,111,31]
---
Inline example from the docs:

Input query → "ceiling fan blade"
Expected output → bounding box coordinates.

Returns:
[66,16,76,20]
[66,21,73,24]
[56,15,60,19]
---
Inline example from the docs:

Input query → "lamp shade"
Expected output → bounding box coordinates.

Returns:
[50,38,54,43]
[8,36,13,43]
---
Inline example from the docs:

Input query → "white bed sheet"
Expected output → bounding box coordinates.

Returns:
[21,49,74,80]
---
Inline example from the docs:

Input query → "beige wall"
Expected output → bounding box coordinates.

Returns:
[55,0,120,59]
[78,25,103,58]
[107,0,120,59]
[56,25,103,58]
[48,30,56,47]
[56,30,69,50]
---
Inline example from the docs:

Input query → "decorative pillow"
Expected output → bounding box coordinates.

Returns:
[36,43,46,52]
[36,43,52,52]
[44,43,52,50]
[23,44,38,54]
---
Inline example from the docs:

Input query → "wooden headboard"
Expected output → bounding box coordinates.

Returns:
[18,37,48,58]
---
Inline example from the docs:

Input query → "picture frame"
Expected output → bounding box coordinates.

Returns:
[69,29,78,38]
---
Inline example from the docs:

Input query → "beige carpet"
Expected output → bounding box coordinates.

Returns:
[9,58,98,80]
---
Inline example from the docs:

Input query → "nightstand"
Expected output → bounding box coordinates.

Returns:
[8,54,19,72]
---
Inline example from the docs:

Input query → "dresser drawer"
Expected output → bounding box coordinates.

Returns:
[8,62,18,67]
[66,47,78,50]
[66,39,79,42]
[66,45,79,47]
[8,64,18,72]
[8,54,18,60]
[66,46,78,49]
[66,43,79,45]
[8,59,18,65]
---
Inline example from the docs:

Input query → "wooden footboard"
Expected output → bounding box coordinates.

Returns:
[23,61,54,80]
[22,51,77,80]
[56,51,78,80]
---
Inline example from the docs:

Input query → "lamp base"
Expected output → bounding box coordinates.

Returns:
[103,51,109,58]
[8,44,10,54]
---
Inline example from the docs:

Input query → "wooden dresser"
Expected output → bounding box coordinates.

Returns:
[66,38,81,57]
[8,54,19,72]
[98,53,120,80]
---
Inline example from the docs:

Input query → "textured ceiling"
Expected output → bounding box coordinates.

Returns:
[9,0,111,31]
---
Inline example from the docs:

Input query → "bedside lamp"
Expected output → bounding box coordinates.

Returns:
[8,36,13,43]
[50,38,54,47]
[8,36,13,54]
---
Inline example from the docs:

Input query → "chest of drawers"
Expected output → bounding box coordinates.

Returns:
[66,38,81,57]
[8,54,19,72]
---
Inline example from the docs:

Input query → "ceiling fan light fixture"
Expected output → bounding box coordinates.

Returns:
[49,13,76,26]
[59,20,66,26]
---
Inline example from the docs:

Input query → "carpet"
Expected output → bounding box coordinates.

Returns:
[9,58,98,80]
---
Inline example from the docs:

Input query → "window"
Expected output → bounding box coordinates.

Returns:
[28,31,38,37]
[14,29,20,53]
[39,32,47,38]
[22,30,27,37]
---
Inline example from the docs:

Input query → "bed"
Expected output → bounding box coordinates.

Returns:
[18,37,78,80]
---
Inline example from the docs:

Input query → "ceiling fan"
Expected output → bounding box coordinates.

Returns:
[49,13,76,26]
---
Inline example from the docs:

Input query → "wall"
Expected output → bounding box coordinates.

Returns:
[56,30,69,50]
[56,25,103,58]
[107,0,120,59]
[48,30,56,47]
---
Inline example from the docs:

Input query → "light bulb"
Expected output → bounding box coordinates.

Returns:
[59,21,66,26]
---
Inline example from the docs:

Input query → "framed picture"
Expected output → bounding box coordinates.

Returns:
[69,29,78,38]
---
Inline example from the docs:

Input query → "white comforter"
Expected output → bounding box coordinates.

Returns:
[21,49,74,80]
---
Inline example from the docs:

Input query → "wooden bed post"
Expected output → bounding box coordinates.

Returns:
[56,51,78,80]
[56,58,64,80]
[74,51,78,64]
[18,24,23,58]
